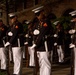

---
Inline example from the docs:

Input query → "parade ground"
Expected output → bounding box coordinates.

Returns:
[3,58,70,75]
[0,49,71,75]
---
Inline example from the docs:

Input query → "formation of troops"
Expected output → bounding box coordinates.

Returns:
[0,5,76,75]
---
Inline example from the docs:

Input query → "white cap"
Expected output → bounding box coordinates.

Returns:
[34,10,41,13]
[25,20,30,24]
[8,13,16,18]
[32,6,43,13]
[53,21,59,25]
[69,10,76,16]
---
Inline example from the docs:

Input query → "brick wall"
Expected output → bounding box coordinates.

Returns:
[2,0,76,25]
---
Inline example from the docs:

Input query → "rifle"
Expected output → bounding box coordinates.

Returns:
[53,29,59,63]
[33,49,39,75]
[71,46,74,75]
[25,44,29,67]
[2,37,10,75]
[4,45,10,75]
[53,27,65,63]
[69,22,76,75]
[70,31,75,75]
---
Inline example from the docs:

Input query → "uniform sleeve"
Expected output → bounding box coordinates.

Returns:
[9,25,19,44]
[35,22,49,46]
[0,26,8,39]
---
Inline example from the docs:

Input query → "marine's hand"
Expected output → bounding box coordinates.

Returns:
[30,44,36,49]
[4,42,10,47]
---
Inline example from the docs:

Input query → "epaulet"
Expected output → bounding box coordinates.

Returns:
[15,25,18,29]
[43,22,47,27]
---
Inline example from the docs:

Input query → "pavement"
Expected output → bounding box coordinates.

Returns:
[0,57,71,75]
[9,59,71,75]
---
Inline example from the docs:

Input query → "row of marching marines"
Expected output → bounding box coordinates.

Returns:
[0,5,76,75]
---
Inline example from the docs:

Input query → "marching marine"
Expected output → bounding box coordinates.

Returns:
[69,10,76,75]
[24,20,35,67]
[53,21,64,63]
[0,19,8,72]
[5,13,24,75]
[31,6,53,75]
[22,20,29,60]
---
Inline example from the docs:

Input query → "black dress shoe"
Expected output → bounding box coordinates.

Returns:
[28,66,35,68]
[58,62,65,65]
[0,69,7,72]
[10,61,14,64]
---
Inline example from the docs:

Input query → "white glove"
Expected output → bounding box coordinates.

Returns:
[33,29,40,35]
[4,42,10,47]
[24,42,28,45]
[54,42,57,46]
[69,43,75,48]
[71,19,74,22]
[54,34,58,37]
[8,32,13,36]
[69,29,75,34]
[30,44,36,49]
[71,35,73,39]
[25,34,28,38]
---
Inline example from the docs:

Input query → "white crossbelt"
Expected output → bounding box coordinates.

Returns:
[44,41,48,52]
[18,38,20,47]
[3,40,5,46]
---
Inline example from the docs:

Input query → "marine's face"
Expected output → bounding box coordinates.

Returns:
[0,22,3,27]
[10,16,17,24]
[73,18,76,22]
[38,11,45,20]
[71,17,76,22]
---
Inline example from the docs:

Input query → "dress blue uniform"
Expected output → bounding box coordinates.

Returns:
[53,21,64,63]
[0,20,8,71]
[69,10,76,75]
[24,21,35,67]
[22,20,28,59]
[31,6,53,75]
[5,13,24,75]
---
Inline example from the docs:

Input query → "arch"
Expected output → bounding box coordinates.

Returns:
[62,8,75,17]
[47,13,57,20]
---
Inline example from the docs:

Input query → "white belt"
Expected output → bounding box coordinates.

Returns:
[44,41,48,52]
[17,38,20,47]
